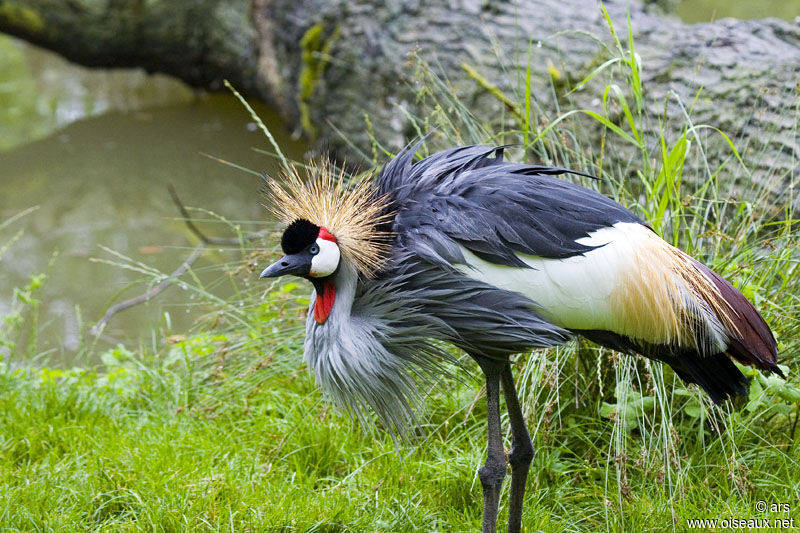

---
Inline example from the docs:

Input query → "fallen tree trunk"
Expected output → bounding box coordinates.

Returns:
[2,0,798,195]
[0,0,260,94]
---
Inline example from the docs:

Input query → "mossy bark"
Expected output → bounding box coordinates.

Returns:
[2,0,798,193]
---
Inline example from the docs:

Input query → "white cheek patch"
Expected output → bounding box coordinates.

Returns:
[309,238,340,277]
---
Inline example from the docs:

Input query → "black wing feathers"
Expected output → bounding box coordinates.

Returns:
[578,329,750,403]
[379,144,643,267]
[376,143,781,403]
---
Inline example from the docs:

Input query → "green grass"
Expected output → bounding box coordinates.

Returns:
[1,341,798,531]
[2,8,800,532]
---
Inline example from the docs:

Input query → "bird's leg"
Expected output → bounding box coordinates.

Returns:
[477,360,506,533]
[501,364,534,533]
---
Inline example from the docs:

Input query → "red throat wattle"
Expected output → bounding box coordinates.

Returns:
[313,282,336,324]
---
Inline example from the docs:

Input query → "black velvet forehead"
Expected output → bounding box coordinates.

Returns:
[281,219,320,254]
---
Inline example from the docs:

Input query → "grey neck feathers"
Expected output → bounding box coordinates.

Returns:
[302,259,428,438]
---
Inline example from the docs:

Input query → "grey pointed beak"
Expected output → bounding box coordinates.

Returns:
[260,254,311,278]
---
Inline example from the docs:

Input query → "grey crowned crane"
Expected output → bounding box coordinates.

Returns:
[260,144,781,533]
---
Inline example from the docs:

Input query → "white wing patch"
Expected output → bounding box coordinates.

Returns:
[455,222,728,350]
[455,226,628,331]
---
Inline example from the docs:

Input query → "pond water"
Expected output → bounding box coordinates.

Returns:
[0,37,305,362]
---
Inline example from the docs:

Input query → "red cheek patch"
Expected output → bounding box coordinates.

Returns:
[313,282,336,324]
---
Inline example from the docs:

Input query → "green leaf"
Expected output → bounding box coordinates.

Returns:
[599,402,617,419]
[683,405,702,418]
[776,384,800,404]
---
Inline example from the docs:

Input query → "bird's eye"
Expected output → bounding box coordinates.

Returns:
[309,244,320,255]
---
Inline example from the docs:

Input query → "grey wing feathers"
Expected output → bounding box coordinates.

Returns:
[361,254,571,360]
[336,256,570,436]
[378,144,645,267]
